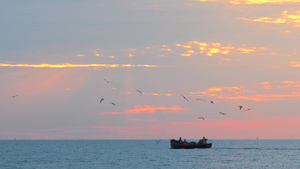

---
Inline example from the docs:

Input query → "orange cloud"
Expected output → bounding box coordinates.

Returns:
[161,45,172,52]
[207,86,241,92]
[290,62,300,67]
[176,44,192,49]
[180,50,195,57]
[0,63,163,68]
[94,53,103,57]
[100,105,191,115]
[283,30,292,33]
[175,41,263,57]
[241,11,300,27]
[192,81,300,102]
[124,48,137,57]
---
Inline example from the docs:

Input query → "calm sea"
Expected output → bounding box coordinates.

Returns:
[1,139,300,169]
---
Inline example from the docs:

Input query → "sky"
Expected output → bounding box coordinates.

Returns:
[1,0,300,140]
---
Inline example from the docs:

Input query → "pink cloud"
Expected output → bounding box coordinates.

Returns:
[99,105,191,115]
[191,81,300,102]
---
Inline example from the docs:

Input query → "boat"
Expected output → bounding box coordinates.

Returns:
[170,138,212,149]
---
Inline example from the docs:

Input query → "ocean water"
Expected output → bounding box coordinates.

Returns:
[1,139,300,169]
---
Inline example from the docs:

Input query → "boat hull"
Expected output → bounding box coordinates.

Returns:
[170,139,212,149]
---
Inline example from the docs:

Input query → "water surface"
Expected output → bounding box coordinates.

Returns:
[1,139,300,168]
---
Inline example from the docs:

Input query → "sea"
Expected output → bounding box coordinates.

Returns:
[1,139,300,169]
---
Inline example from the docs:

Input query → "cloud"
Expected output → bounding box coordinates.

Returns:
[290,62,300,67]
[99,105,191,115]
[191,81,300,101]
[124,48,137,57]
[78,41,271,61]
[161,45,172,52]
[241,11,300,27]
[175,41,268,57]
[0,63,163,68]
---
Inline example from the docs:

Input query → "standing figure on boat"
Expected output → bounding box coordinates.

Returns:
[179,137,182,144]
[201,136,207,145]
[183,139,187,145]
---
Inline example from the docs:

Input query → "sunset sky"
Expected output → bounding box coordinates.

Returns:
[1,0,300,140]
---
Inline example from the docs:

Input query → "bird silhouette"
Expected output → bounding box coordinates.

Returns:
[218,111,226,115]
[99,98,104,103]
[155,139,162,143]
[104,79,112,83]
[244,108,253,111]
[180,95,189,102]
[210,100,214,104]
[197,99,206,102]
[137,90,143,95]
[109,102,116,106]
[239,106,243,110]
[11,95,18,98]
[198,117,205,120]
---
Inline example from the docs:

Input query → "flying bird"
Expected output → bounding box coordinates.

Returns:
[180,95,189,102]
[198,117,205,120]
[104,79,112,83]
[197,99,206,102]
[137,90,143,95]
[155,139,162,143]
[109,102,116,106]
[239,106,243,110]
[210,100,214,104]
[99,98,104,103]
[11,95,18,98]
[244,108,253,111]
[218,111,226,115]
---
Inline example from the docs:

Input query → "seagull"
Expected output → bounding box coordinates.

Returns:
[99,98,104,103]
[198,117,205,120]
[239,106,243,110]
[137,90,143,95]
[244,108,253,111]
[11,95,18,98]
[210,100,214,104]
[155,139,162,143]
[180,95,189,102]
[197,99,206,102]
[104,79,112,83]
[218,111,226,115]
[109,102,116,106]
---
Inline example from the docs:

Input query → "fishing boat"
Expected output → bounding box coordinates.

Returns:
[170,138,212,149]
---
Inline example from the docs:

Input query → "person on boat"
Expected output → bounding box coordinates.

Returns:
[179,137,182,144]
[201,136,207,144]
[183,139,187,145]
[197,139,202,144]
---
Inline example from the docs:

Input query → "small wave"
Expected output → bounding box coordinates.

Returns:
[215,147,262,150]
[214,147,300,151]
